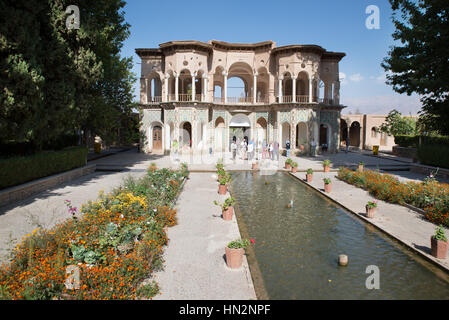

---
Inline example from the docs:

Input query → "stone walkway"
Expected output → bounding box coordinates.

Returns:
[152,172,256,300]
[290,170,449,271]
[0,149,173,264]
[1,147,448,299]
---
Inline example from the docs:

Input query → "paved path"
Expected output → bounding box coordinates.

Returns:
[152,172,257,300]
[0,149,174,264]
[290,170,449,271]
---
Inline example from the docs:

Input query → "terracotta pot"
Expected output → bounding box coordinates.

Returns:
[366,205,376,218]
[299,145,305,151]
[285,163,291,170]
[225,247,244,269]
[324,183,332,193]
[292,167,297,173]
[252,163,258,170]
[324,165,330,172]
[306,174,313,183]
[358,165,364,172]
[222,206,233,221]
[218,184,227,195]
[431,236,448,259]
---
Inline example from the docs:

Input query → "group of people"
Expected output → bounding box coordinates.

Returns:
[231,137,286,161]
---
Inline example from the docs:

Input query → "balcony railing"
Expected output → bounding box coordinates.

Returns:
[318,98,335,105]
[145,94,336,105]
[296,95,309,103]
[147,96,162,104]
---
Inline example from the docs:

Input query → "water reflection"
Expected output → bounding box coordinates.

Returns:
[230,171,449,300]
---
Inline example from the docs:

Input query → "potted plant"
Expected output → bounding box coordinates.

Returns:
[323,159,331,172]
[365,200,377,218]
[358,161,364,172]
[306,168,313,183]
[431,225,448,259]
[148,162,158,172]
[214,197,236,221]
[218,172,230,195]
[323,178,332,193]
[291,162,298,173]
[285,158,293,169]
[217,167,226,181]
[225,238,255,269]
[252,160,258,170]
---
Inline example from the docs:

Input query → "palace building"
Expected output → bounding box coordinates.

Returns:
[136,40,346,155]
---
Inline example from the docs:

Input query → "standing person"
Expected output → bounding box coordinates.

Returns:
[311,139,317,157]
[273,140,279,161]
[269,142,273,160]
[285,138,291,158]
[241,139,247,160]
[248,139,254,161]
[231,140,237,161]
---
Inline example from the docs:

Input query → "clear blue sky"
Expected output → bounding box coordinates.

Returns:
[120,0,421,115]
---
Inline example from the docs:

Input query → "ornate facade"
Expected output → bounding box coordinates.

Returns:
[136,40,346,154]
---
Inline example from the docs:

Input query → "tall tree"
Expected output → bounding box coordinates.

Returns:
[382,0,449,135]
[0,0,136,150]
[380,109,416,136]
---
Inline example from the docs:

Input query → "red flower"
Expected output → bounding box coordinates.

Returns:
[250,238,255,244]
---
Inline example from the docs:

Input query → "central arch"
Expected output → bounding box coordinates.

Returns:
[229,113,251,148]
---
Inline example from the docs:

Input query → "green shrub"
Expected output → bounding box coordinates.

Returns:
[394,135,419,147]
[0,146,88,189]
[417,144,449,169]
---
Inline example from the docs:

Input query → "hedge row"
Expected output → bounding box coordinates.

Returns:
[0,146,88,189]
[0,134,80,157]
[417,144,449,169]
[395,135,449,148]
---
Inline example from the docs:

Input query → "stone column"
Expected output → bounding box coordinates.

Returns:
[223,71,228,103]
[253,72,258,103]
[292,76,297,103]
[203,76,208,102]
[164,74,170,102]
[278,76,283,103]
[145,78,149,104]
[309,77,313,103]
[175,73,179,101]
[192,73,196,101]
[334,81,340,105]
[140,78,146,104]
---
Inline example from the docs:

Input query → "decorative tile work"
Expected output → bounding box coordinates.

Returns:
[179,109,193,123]
[256,111,269,121]
[296,109,310,123]
[164,109,175,123]
[213,110,226,122]
[146,109,163,123]
[279,110,291,123]
[197,109,208,123]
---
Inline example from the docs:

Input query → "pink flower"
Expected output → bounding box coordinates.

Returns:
[250,238,255,244]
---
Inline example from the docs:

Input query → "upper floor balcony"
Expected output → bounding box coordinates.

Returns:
[144,94,338,106]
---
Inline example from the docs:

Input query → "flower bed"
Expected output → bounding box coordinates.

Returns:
[0,165,189,300]
[337,167,449,226]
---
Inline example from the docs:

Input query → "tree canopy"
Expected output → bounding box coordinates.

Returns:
[382,0,449,135]
[379,109,417,136]
[0,0,136,150]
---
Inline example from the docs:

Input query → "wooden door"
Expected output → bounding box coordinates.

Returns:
[153,126,162,150]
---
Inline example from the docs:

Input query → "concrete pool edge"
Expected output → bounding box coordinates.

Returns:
[287,171,449,274]
[228,177,270,300]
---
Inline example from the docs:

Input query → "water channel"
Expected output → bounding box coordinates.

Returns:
[230,171,449,299]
